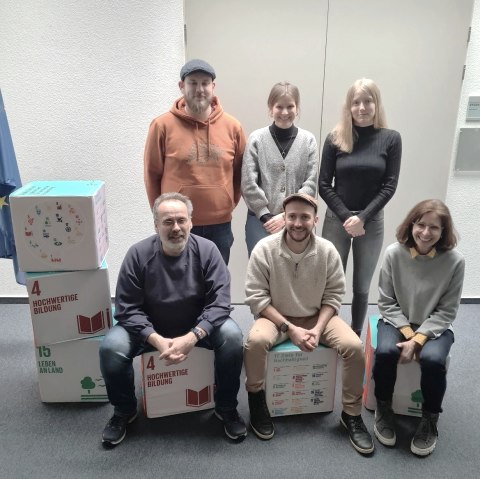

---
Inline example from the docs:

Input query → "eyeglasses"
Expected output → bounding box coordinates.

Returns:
[412,221,443,234]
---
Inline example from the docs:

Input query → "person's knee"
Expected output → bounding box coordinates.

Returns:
[420,354,446,373]
[244,326,273,354]
[375,346,400,364]
[352,289,370,300]
[337,333,364,362]
[213,319,243,351]
[99,339,121,376]
[98,338,111,362]
[349,338,364,362]
[99,333,118,362]
[99,326,132,367]
[375,326,401,361]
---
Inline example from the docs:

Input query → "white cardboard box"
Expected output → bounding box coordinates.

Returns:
[363,316,450,417]
[10,180,109,271]
[35,335,108,403]
[141,347,215,418]
[266,340,337,417]
[26,261,112,346]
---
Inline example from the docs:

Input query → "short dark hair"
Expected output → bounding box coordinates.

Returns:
[152,192,193,225]
[396,199,457,251]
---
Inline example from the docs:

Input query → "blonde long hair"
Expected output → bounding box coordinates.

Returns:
[331,78,387,153]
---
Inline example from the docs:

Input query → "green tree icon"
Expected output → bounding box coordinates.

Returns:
[81,376,96,394]
[411,389,424,407]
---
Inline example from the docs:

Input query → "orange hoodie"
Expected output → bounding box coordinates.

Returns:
[144,96,246,226]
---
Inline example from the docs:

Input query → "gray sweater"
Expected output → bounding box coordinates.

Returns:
[241,126,318,218]
[378,242,465,339]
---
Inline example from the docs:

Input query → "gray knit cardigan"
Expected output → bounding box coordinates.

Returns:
[241,126,318,218]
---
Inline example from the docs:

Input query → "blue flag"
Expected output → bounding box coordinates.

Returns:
[0,89,25,284]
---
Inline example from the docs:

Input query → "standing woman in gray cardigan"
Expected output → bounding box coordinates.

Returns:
[318,78,402,336]
[241,82,318,256]
[373,199,464,457]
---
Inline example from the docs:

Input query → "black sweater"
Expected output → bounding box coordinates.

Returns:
[318,126,402,223]
[114,234,231,341]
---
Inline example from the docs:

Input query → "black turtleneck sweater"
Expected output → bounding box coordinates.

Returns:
[269,122,298,158]
[318,125,402,223]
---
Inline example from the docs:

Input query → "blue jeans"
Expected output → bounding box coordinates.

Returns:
[191,222,233,264]
[245,212,269,257]
[321,208,384,334]
[99,319,243,417]
[373,320,454,414]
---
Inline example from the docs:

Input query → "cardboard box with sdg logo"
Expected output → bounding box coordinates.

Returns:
[363,316,450,417]
[141,347,215,418]
[10,180,108,272]
[266,340,337,417]
[26,261,111,346]
[35,335,108,403]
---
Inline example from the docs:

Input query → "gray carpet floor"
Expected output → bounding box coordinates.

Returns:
[1,303,479,479]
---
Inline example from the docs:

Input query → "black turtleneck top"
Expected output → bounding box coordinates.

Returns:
[318,125,402,223]
[269,122,298,158]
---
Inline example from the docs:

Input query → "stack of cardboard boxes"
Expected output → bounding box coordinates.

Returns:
[10,181,111,402]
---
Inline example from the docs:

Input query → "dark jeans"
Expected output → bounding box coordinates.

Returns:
[373,320,454,414]
[245,212,269,257]
[99,319,243,417]
[191,222,234,265]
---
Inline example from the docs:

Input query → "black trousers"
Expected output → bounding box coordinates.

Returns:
[373,320,454,414]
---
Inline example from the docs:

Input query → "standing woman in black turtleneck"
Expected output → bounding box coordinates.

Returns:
[318,78,402,336]
[241,82,318,257]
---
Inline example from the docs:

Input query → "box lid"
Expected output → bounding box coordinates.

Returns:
[25,259,108,279]
[271,339,330,352]
[369,315,380,349]
[11,180,104,198]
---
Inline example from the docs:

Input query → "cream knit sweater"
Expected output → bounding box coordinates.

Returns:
[245,230,345,318]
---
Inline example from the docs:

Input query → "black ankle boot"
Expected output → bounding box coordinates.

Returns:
[248,390,274,440]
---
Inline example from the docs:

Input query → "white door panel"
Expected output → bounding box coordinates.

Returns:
[184,0,472,305]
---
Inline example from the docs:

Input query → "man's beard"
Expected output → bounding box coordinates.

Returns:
[185,95,211,115]
[164,233,188,255]
[286,227,311,243]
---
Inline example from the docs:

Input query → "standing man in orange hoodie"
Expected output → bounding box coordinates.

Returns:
[144,59,246,264]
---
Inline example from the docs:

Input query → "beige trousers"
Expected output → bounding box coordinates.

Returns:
[244,315,365,416]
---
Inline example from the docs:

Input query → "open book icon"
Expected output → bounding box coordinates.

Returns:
[186,385,211,407]
[77,310,105,334]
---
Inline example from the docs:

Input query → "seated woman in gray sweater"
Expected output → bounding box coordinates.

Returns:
[241,82,318,256]
[373,199,465,457]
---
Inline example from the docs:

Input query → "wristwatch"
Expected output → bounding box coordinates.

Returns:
[279,321,290,333]
[190,326,205,341]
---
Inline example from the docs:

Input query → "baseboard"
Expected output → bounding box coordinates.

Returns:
[460,298,480,304]
[2,297,479,305]
[0,297,29,304]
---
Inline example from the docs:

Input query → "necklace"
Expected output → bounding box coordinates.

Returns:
[271,128,295,158]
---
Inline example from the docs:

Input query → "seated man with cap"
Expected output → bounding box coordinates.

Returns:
[144,59,246,264]
[243,192,374,455]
